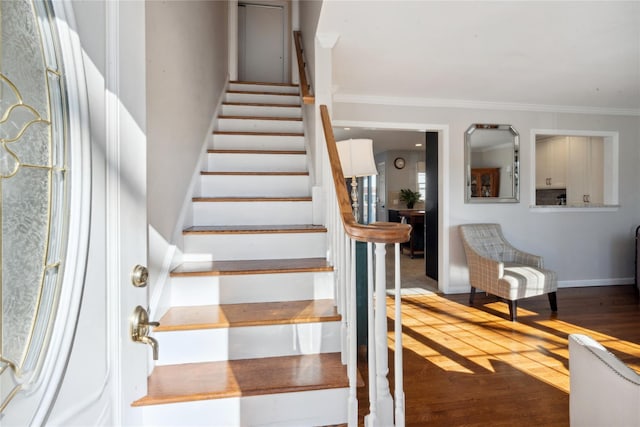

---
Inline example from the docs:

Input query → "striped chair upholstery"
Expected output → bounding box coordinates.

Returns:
[459,223,557,321]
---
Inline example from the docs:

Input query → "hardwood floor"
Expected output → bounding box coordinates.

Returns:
[358,285,640,426]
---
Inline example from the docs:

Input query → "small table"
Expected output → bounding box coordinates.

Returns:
[398,210,425,258]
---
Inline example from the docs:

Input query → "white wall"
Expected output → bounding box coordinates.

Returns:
[334,102,640,293]
[145,1,229,298]
[146,1,228,240]
[298,0,323,185]
[377,150,424,210]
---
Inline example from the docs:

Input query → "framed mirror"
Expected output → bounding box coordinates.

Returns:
[465,124,519,203]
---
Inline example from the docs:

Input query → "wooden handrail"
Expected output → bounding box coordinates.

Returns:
[320,105,411,244]
[293,31,315,105]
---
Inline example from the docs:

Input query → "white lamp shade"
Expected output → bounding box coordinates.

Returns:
[337,138,378,178]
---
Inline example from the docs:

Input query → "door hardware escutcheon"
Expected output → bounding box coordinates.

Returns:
[131,264,149,287]
[130,305,160,360]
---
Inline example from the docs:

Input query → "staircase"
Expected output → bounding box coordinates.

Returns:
[134,82,350,426]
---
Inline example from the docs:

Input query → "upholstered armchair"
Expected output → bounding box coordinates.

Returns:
[459,223,557,321]
[569,333,640,426]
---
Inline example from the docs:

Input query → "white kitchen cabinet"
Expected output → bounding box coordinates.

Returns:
[566,136,604,205]
[536,136,567,189]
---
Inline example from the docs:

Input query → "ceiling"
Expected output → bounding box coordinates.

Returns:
[317,1,640,114]
[332,127,426,154]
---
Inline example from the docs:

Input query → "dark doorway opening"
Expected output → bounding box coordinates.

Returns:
[425,131,438,280]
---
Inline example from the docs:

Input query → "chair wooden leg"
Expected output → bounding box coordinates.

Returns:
[469,286,476,305]
[548,292,558,312]
[508,300,517,321]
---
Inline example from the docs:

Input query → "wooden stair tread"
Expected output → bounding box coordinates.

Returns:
[200,171,309,176]
[155,299,339,331]
[170,258,333,276]
[230,81,298,88]
[183,224,326,235]
[218,115,302,122]
[208,149,306,155]
[213,130,303,136]
[192,196,312,202]
[131,353,348,406]
[223,102,301,108]
[227,90,299,97]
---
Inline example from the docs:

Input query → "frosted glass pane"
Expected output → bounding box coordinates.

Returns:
[2,167,50,366]
[0,0,49,116]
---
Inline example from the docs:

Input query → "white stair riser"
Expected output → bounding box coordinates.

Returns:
[228,83,299,94]
[183,233,326,261]
[170,272,334,306]
[218,118,303,133]
[193,201,313,225]
[141,388,348,427]
[226,92,299,105]
[199,174,310,197]
[155,322,340,365]
[207,153,307,172]
[212,133,305,151]
[222,104,301,118]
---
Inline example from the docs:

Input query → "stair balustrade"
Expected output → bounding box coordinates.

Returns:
[320,105,411,426]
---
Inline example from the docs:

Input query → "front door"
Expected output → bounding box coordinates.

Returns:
[0,2,149,425]
[108,1,150,423]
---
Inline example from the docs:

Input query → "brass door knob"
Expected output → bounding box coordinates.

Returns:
[130,305,160,360]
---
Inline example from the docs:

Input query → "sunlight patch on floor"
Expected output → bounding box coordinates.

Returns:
[388,293,573,393]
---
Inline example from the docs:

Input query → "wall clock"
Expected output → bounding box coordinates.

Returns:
[394,157,406,169]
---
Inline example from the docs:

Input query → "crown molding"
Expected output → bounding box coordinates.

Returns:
[333,93,640,116]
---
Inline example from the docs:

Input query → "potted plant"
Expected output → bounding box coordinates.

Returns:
[399,188,422,209]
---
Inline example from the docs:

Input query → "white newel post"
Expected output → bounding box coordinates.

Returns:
[374,242,394,425]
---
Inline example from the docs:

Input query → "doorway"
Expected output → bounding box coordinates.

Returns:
[238,2,286,83]
[332,126,443,292]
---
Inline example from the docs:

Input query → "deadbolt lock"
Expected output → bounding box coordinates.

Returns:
[131,264,149,288]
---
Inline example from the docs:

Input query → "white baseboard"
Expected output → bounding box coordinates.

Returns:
[559,277,634,288]
[443,277,635,295]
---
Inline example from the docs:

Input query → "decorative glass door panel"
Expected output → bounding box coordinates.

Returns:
[0,0,89,419]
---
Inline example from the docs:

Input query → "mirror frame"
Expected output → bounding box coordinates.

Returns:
[465,123,520,203]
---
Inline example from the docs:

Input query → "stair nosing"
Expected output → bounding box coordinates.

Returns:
[200,171,309,176]
[229,81,299,88]
[183,225,326,235]
[222,102,301,108]
[170,258,333,277]
[218,115,302,122]
[227,90,299,97]
[208,149,306,155]
[192,196,311,202]
[154,299,340,332]
[213,130,304,137]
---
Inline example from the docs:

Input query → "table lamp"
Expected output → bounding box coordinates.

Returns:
[337,138,378,221]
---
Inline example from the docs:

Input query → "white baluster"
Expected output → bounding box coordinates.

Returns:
[338,222,347,364]
[348,239,358,426]
[394,243,405,426]
[365,242,377,427]
[374,242,393,425]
